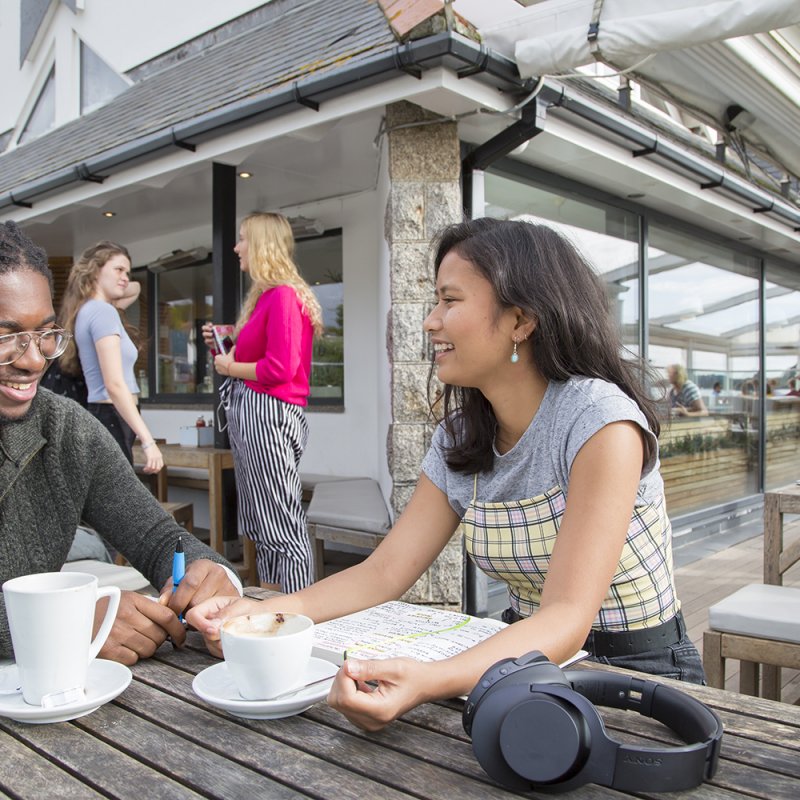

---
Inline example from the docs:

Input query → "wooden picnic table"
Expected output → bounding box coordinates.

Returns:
[132,443,235,558]
[0,631,798,799]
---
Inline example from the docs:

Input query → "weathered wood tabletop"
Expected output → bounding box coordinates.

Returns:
[0,630,798,799]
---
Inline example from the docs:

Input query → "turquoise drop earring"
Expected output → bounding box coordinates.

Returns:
[511,338,519,364]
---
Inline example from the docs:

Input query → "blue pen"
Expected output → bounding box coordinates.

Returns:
[172,536,185,622]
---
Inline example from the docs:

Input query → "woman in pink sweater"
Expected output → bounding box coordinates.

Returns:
[204,212,322,590]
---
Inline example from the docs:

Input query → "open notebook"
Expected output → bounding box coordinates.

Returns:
[312,600,588,668]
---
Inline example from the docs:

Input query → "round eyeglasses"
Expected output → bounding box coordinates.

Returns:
[0,329,72,366]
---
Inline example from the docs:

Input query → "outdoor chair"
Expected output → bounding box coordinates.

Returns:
[703,485,800,700]
[306,478,391,583]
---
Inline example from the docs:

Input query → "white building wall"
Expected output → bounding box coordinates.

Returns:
[1,0,267,136]
[139,188,388,487]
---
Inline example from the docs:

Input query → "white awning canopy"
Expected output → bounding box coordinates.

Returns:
[469,0,800,183]
[481,0,800,76]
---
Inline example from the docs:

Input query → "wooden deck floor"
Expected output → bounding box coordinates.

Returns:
[675,518,800,704]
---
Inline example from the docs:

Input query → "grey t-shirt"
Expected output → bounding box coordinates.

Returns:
[422,377,663,516]
[75,299,140,403]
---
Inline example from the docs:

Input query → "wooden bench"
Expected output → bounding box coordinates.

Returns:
[306,478,392,582]
[703,483,800,700]
[139,460,387,587]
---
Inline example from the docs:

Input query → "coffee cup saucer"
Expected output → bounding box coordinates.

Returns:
[0,659,132,724]
[192,656,338,719]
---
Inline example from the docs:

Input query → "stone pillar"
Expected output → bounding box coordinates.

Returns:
[384,101,463,607]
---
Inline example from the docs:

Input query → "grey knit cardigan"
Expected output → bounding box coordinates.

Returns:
[0,389,234,657]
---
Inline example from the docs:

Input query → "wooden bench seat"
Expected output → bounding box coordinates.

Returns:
[703,483,800,700]
[306,478,392,582]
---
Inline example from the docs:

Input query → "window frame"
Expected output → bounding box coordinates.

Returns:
[139,229,345,409]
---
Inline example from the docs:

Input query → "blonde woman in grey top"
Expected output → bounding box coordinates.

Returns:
[59,241,163,471]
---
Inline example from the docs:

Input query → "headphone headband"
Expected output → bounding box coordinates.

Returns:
[464,652,723,794]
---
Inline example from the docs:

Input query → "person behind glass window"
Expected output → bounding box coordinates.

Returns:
[202,212,323,592]
[667,363,708,417]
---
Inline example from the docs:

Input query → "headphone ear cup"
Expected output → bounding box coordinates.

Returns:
[499,694,591,784]
[469,684,540,792]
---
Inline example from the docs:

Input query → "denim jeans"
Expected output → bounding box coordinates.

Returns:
[588,632,706,685]
[501,607,707,685]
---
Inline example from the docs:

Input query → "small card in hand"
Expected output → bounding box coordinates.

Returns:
[212,324,234,355]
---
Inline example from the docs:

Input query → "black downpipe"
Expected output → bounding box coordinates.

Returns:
[462,98,547,219]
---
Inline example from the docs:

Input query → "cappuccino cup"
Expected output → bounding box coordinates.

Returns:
[221,611,314,700]
[2,572,121,707]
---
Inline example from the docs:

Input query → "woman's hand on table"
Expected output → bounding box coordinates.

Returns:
[184,595,263,657]
[327,657,433,732]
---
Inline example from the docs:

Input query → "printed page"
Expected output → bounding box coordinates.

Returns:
[312,601,506,664]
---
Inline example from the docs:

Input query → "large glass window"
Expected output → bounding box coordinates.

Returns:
[80,41,127,115]
[143,231,343,405]
[648,224,761,515]
[484,171,640,351]
[19,66,55,144]
[123,268,150,397]
[764,260,800,490]
[153,263,213,396]
[298,232,344,405]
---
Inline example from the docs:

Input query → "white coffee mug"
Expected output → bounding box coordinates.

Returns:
[221,611,314,700]
[2,572,121,706]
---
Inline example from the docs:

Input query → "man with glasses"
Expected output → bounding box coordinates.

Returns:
[0,221,242,665]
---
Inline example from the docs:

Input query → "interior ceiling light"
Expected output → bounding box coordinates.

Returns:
[147,246,209,273]
[288,216,324,239]
[238,170,253,178]
[102,210,115,217]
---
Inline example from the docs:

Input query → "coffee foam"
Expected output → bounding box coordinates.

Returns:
[222,612,305,638]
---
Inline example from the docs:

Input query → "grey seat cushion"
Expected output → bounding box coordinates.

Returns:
[67,526,112,563]
[708,583,800,643]
[307,479,391,533]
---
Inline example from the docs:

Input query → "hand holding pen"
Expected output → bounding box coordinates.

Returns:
[173,536,186,623]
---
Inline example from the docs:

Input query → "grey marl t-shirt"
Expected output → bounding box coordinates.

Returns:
[422,376,663,516]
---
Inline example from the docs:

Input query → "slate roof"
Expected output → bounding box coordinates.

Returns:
[0,0,397,197]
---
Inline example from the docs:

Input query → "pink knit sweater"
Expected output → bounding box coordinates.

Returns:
[234,285,314,406]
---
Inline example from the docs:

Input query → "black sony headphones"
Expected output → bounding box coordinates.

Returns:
[463,651,723,794]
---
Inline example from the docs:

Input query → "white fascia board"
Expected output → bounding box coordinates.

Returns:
[3,68,510,226]
[514,113,800,255]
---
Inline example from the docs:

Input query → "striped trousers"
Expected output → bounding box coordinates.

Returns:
[223,379,313,591]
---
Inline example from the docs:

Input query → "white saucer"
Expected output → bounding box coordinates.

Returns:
[192,657,338,719]
[0,659,132,724]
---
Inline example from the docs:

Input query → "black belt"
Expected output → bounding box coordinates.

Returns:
[501,609,686,658]
[584,612,686,657]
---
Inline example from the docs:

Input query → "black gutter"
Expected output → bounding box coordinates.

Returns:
[0,33,528,212]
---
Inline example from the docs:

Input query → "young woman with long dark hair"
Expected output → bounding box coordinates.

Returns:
[189,217,702,731]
